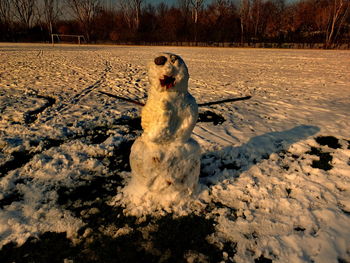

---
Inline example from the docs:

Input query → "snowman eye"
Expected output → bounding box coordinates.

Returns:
[154,56,167,66]
[170,55,178,64]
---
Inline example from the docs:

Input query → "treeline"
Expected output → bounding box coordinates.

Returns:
[0,0,349,48]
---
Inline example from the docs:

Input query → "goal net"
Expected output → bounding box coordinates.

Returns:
[51,34,86,45]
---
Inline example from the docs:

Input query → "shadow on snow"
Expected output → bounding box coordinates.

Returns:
[200,125,320,184]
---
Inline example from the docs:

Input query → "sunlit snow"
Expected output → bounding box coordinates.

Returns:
[0,43,349,262]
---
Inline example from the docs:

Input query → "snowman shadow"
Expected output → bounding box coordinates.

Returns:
[200,125,320,186]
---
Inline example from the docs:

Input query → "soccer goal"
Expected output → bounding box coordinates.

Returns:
[51,34,86,46]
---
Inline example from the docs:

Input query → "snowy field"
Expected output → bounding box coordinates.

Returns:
[0,43,350,262]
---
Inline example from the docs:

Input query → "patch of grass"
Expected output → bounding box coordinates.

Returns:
[0,213,230,263]
[339,257,350,263]
[307,147,333,171]
[294,227,306,232]
[151,214,224,262]
[286,188,292,197]
[78,230,155,263]
[0,151,33,177]
[220,161,241,171]
[255,255,273,263]
[315,136,341,149]
[85,126,110,144]
[223,242,237,262]
[0,232,77,263]
[0,190,23,209]
[198,111,226,125]
[115,116,142,131]
[108,139,134,173]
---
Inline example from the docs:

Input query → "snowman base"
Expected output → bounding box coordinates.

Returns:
[122,136,200,210]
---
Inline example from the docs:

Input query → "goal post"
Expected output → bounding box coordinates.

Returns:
[51,34,86,46]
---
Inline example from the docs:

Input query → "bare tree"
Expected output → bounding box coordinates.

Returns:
[251,0,262,38]
[178,0,191,15]
[13,0,37,29]
[42,0,61,35]
[177,0,191,25]
[239,0,250,44]
[65,0,101,42]
[132,0,142,31]
[190,0,204,24]
[117,0,133,29]
[0,0,12,24]
[325,0,349,48]
[117,0,143,31]
[0,0,12,40]
[190,0,204,41]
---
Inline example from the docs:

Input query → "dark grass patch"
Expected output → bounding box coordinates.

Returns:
[57,176,121,208]
[338,257,350,263]
[340,208,350,216]
[198,111,225,125]
[77,231,156,263]
[0,230,154,263]
[209,201,238,220]
[294,227,306,232]
[115,116,142,131]
[84,126,110,144]
[338,204,350,216]
[220,161,241,171]
[108,139,134,173]
[80,213,228,263]
[307,147,333,171]
[0,151,33,177]
[151,214,224,262]
[0,190,23,209]
[282,164,290,170]
[0,214,228,262]
[255,255,273,263]
[315,136,341,149]
[0,232,77,263]
[223,242,238,262]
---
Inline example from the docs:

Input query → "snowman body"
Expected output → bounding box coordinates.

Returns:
[129,53,200,197]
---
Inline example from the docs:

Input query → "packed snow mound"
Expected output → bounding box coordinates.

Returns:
[121,53,200,214]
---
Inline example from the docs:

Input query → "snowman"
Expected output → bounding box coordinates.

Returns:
[125,53,200,206]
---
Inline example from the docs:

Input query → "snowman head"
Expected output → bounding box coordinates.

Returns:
[148,53,189,93]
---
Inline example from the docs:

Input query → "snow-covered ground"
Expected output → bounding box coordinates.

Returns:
[0,43,349,262]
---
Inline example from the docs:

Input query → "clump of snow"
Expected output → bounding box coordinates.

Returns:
[204,137,350,262]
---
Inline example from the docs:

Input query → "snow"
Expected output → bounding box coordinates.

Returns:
[0,43,350,262]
